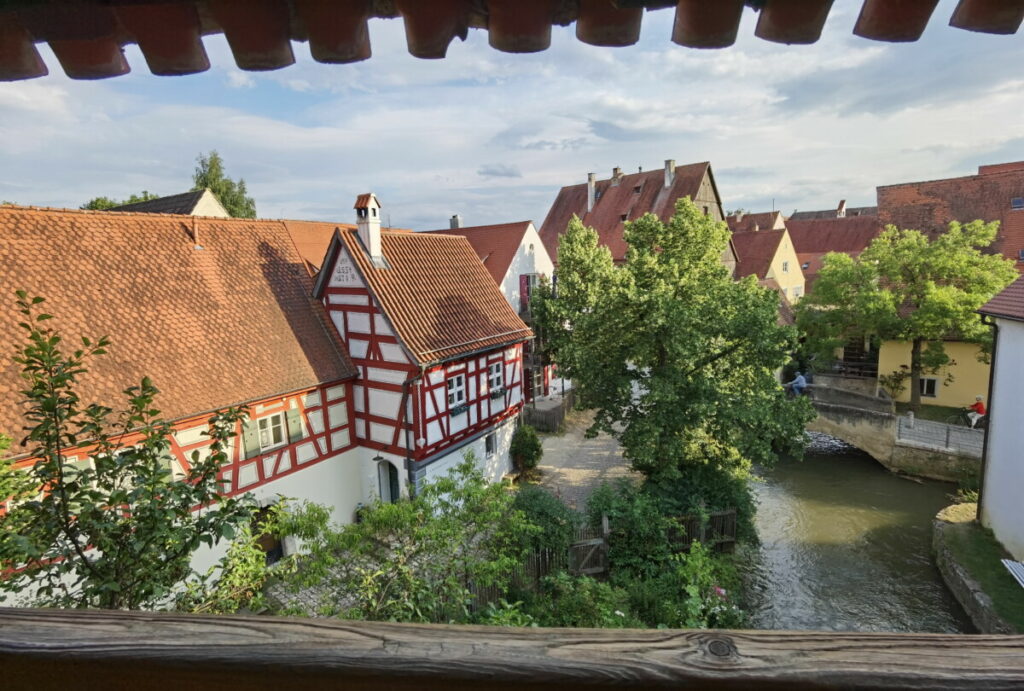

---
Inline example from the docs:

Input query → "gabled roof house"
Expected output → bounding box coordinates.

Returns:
[110,188,229,217]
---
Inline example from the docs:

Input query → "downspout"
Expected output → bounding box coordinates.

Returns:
[976,314,998,522]
[402,368,424,495]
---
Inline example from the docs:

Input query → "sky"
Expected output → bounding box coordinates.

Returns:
[1,0,1023,231]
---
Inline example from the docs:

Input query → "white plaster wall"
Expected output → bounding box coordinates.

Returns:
[192,190,230,217]
[980,317,1024,560]
[500,224,556,309]
[422,417,516,486]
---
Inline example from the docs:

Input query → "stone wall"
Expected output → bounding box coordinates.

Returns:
[891,443,979,483]
[932,504,1016,635]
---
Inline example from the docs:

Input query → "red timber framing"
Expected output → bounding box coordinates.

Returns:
[8,381,356,500]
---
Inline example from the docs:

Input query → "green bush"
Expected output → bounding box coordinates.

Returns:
[526,572,642,628]
[512,485,580,554]
[586,480,677,579]
[643,461,758,544]
[510,424,543,472]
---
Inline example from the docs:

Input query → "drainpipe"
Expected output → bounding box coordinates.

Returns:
[402,368,424,495]
[976,314,998,522]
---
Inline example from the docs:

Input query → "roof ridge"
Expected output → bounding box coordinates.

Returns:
[877,167,1024,190]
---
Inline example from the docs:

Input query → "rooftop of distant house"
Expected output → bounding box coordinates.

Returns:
[421,220,535,284]
[979,275,1024,323]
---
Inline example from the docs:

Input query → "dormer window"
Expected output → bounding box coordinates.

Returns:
[801,262,810,270]
[1012,197,1024,210]
[633,185,641,193]
[620,214,628,221]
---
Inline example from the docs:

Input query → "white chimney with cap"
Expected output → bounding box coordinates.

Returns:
[587,173,596,212]
[836,199,847,218]
[450,214,463,229]
[354,192,384,267]
[664,159,676,188]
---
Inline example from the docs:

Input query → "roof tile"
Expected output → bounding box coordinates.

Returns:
[421,221,532,283]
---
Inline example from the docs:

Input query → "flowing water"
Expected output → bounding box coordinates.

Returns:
[746,433,972,633]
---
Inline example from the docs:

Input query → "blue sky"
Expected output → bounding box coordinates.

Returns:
[1,0,1022,230]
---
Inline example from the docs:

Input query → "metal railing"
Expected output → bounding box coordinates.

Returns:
[896,415,984,459]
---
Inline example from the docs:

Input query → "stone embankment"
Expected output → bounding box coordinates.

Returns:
[932,503,1016,634]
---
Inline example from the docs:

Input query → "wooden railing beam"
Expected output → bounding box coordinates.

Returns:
[1,608,1022,690]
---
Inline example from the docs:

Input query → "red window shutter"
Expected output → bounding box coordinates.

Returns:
[520,274,530,310]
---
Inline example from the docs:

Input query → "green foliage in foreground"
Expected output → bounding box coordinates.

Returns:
[512,484,580,555]
[0,294,259,610]
[534,198,811,483]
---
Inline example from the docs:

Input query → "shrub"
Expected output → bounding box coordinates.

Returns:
[510,424,543,472]
[586,480,677,579]
[512,485,580,554]
[527,572,642,628]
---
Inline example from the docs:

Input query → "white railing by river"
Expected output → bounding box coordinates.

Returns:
[896,415,984,459]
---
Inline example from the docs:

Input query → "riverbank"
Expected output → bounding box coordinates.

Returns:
[932,503,1024,634]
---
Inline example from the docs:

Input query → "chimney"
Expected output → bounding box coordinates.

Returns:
[611,166,622,186]
[735,210,744,223]
[450,214,462,229]
[354,192,384,267]
[836,199,847,218]
[587,173,596,212]
[664,159,675,188]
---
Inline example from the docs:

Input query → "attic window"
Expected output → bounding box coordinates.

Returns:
[1012,197,1024,210]
[620,214,628,222]
[801,262,810,270]
[633,185,641,193]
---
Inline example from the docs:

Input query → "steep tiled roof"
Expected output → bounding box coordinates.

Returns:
[5,2,1020,81]
[877,163,1024,266]
[421,221,532,284]
[732,229,785,280]
[0,206,356,446]
[109,190,207,215]
[540,162,715,263]
[726,211,785,234]
[797,252,832,292]
[786,216,883,255]
[318,228,531,365]
[979,276,1024,322]
[282,220,356,276]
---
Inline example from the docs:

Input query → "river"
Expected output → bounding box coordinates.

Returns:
[746,433,972,633]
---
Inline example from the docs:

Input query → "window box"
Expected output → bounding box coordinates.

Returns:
[450,403,469,417]
[489,387,506,399]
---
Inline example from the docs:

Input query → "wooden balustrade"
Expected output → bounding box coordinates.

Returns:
[1,607,1023,690]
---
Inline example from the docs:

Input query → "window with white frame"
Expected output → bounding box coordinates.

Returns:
[485,432,496,457]
[258,413,286,451]
[919,377,938,398]
[447,374,466,408]
[782,260,789,273]
[488,362,503,391]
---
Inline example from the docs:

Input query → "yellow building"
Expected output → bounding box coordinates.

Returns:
[726,212,806,303]
[876,340,990,407]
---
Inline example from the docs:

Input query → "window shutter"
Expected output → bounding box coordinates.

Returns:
[242,420,261,459]
[286,409,304,444]
[519,274,530,311]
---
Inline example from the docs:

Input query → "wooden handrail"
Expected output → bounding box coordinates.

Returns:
[1,608,1022,689]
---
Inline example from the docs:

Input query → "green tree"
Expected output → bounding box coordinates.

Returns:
[81,191,161,210]
[192,150,257,218]
[534,198,811,486]
[0,293,256,610]
[796,221,1017,409]
[509,424,543,472]
[274,454,537,623]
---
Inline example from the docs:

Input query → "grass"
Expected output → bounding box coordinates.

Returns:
[895,402,964,423]
[942,508,1024,633]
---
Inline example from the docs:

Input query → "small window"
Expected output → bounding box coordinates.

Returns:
[489,362,503,391]
[1011,197,1024,210]
[703,206,709,216]
[485,433,496,457]
[801,262,810,270]
[633,185,641,193]
[447,374,466,407]
[1018,249,1024,262]
[258,413,286,451]
[620,213,628,222]
[782,261,789,273]
[919,378,937,398]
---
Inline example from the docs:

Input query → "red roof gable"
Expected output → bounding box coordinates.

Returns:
[318,228,531,365]
[877,164,1024,267]
[979,276,1024,322]
[732,229,786,280]
[0,205,356,443]
[540,162,717,263]
[726,211,785,234]
[421,221,533,284]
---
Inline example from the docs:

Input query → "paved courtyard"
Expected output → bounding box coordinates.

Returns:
[536,409,638,511]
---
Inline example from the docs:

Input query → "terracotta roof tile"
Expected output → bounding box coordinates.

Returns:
[726,211,785,233]
[0,205,356,440]
[323,228,531,365]
[540,162,714,262]
[282,219,356,275]
[421,221,532,284]
[980,276,1024,322]
[786,215,883,255]
[731,229,786,281]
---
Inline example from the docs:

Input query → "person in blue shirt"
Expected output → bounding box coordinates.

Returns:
[785,372,807,397]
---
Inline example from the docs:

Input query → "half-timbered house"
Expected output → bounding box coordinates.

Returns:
[314,194,533,496]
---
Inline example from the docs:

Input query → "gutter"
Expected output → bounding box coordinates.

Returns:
[976,314,999,522]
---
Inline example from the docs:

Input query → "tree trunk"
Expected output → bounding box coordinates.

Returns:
[909,338,922,411]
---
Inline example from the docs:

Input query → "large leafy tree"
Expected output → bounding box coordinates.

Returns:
[192,150,257,218]
[534,198,811,488]
[0,293,256,610]
[81,191,161,211]
[796,221,1017,409]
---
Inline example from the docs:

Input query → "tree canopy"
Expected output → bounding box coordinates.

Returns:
[534,198,811,488]
[796,221,1017,408]
[192,150,257,218]
[81,191,160,210]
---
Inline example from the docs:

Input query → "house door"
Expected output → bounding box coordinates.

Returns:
[378,461,400,503]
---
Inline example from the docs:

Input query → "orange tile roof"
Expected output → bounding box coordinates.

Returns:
[980,276,1024,322]
[785,215,883,255]
[731,229,786,280]
[282,219,356,276]
[421,221,532,284]
[317,228,531,365]
[540,162,717,263]
[726,211,785,234]
[0,205,356,444]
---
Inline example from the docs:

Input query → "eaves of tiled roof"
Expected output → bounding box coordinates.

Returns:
[979,276,1024,322]
[3,1,1020,81]
[421,221,532,284]
[0,205,357,442]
